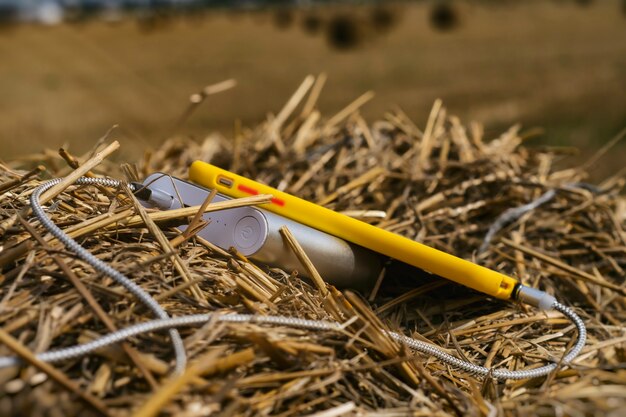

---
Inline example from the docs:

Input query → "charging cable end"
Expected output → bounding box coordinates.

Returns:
[516,285,556,310]
[130,182,174,210]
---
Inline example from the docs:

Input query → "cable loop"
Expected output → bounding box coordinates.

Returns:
[29,177,187,374]
[1,176,587,381]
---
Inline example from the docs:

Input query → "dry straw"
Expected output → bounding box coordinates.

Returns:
[0,75,624,416]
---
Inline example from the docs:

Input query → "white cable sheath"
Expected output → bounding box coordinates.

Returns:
[2,176,586,381]
[28,177,187,374]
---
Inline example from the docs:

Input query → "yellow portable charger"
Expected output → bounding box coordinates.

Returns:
[189,160,520,300]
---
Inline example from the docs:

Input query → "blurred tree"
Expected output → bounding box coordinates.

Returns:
[430,1,459,32]
[326,14,360,50]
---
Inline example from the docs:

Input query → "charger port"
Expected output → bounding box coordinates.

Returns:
[217,175,234,188]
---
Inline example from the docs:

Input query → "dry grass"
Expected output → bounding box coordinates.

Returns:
[0,76,625,416]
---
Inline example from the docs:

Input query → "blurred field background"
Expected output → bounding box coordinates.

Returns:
[0,0,625,178]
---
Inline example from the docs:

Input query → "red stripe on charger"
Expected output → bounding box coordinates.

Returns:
[238,184,285,206]
[237,184,259,195]
[271,198,285,206]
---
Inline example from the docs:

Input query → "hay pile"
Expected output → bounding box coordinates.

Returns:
[1,77,625,416]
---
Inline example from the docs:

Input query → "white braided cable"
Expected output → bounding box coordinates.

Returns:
[28,177,187,374]
[0,303,586,380]
[2,176,587,381]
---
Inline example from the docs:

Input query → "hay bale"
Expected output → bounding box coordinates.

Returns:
[1,77,625,416]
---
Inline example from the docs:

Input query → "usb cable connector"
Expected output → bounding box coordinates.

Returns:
[130,182,175,210]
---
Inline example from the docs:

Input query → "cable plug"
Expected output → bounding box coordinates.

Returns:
[129,182,174,210]
[516,285,556,310]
